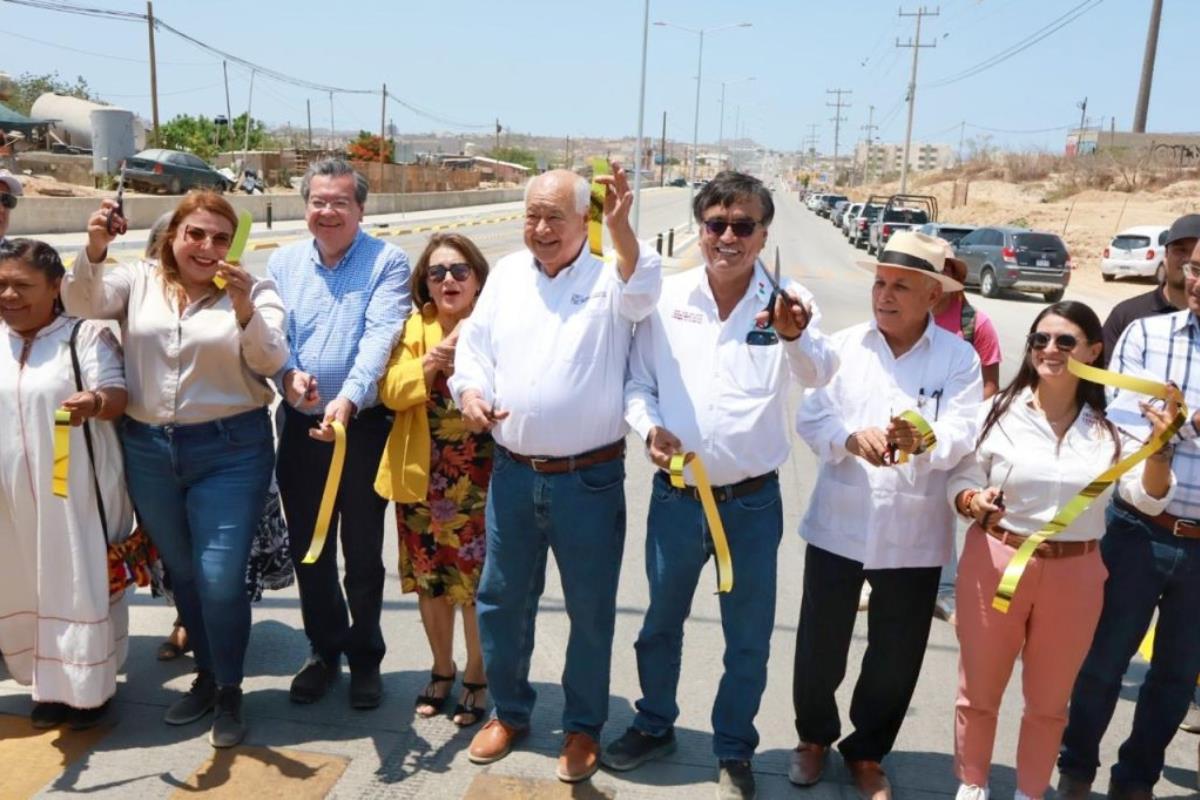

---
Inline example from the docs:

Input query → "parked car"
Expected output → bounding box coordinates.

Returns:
[841,202,865,237]
[123,148,232,194]
[850,204,882,249]
[866,194,935,255]
[806,192,827,212]
[830,200,851,228]
[954,226,1072,302]
[817,194,847,218]
[668,177,688,187]
[916,222,977,247]
[1100,225,1169,282]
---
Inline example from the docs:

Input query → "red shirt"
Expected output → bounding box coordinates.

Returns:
[933,294,1001,367]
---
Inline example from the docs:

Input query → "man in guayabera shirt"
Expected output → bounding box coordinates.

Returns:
[451,165,661,784]
[268,158,411,711]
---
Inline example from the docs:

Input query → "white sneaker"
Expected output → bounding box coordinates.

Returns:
[955,784,988,800]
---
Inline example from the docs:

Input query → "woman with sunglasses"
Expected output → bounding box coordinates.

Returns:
[946,301,1177,800]
[62,191,288,748]
[375,233,492,726]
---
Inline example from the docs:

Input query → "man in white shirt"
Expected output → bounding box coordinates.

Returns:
[450,166,661,783]
[0,169,22,244]
[791,231,983,800]
[608,171,838,800]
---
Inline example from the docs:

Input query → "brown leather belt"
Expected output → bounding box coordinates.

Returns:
[660,470,776,503]
[501,441,626,474]
[984,525,1099,559]
[1115,498,1200,539]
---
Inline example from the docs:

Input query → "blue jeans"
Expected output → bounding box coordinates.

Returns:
[475,446,626,739]
[633,472,782,761]
[1059,500,1200,790]
[120,409,275,686]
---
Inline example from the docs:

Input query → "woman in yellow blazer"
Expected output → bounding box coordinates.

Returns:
[376,232,491,727]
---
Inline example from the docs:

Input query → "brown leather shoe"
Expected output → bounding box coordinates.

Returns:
[467,718,526,764]
[1057,772,1093,800]
[788,741,828,786]
[556,732,600,783]
[846,760,892,800]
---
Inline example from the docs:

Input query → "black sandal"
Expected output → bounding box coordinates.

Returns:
[414,664,456,717]
[453,681,488,727]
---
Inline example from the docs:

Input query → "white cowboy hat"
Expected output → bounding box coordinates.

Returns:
[859,230,964,291]
[0,169,22,196]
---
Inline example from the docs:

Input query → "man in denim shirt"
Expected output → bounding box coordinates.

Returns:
[268,158,410,709]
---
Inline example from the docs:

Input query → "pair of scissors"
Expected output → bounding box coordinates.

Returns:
[105,161,128,236]
[746,247,783,346]
[981,464,1014,529]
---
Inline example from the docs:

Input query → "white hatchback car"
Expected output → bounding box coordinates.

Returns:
[1101,225,1170,282]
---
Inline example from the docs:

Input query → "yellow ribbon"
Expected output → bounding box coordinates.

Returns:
[1137,627,1200,685]
[52,409,71,498]
[669,452,734,593]
[992,357,1186,612]
[300,420,347,565]
[895,409,937,464]
[587,158,610,256]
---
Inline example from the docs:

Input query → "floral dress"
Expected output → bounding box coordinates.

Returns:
[396,374,493,604]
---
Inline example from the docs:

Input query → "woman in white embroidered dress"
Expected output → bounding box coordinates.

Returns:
[0,238,132,730]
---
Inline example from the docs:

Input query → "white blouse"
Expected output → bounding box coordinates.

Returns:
[947,388,1175,542]
[62,253,289,426]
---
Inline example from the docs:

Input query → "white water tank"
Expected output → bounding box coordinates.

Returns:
[30,93,146,151]
[90,108,136,176]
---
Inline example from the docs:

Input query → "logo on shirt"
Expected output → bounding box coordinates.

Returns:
[671,309,704,324]
[571,290,608,306]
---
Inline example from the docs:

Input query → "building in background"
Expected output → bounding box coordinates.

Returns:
[854,141,954,177]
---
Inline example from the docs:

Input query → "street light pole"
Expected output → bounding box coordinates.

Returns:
[631,0,650,236]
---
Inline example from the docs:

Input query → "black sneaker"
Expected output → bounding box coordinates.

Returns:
[30,701,70,729]
[164,670,217,725]
[290,654,340,704]
[349,665,383,710]
[68,701,110,731]
[601,727,677,771]
[717,759,757,800]
[209,686,245,748]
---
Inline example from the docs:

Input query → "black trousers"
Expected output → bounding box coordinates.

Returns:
[276,403,391,671]
[792,543,940,762]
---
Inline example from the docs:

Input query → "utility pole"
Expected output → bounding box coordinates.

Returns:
[861,104,877,184]
[897,6,938,194]
[242,69,254,155]
[803,123,819,170]
[825,89,852,184]
[1077,96,1088,130]
[306,98,313,149]
[660,111,667,186]
[146,1,160,146]
[957,120,966,165]
[222,60,232,151]
[379,83,387,166]
[1133,0,1162,133]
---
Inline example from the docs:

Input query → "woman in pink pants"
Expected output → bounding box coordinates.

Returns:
[946,301,1177,800]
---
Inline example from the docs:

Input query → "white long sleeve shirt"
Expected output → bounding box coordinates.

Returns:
[450,243,661,457]
[796,317,983,568]
[625,264,839,487]
[946,390,1174,541]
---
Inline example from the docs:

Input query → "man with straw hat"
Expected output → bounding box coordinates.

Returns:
[790,231,983,800]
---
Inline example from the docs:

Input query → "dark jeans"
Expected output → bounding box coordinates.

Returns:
[793,543,941,762]
[1059,500,1200,791]
[276,403,391,671]
[476,446,626,739]
[120,408,274,686]
[633,472,782,761]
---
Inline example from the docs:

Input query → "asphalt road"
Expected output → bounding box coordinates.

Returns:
[0,185,1194,799]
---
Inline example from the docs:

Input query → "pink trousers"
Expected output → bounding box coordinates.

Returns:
[954,525,1107,798]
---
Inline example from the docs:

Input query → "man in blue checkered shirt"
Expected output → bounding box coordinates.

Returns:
[268,158,410,711]
[1059,221,1200,800]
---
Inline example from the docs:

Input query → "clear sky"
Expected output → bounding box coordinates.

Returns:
[1,0,1194,154]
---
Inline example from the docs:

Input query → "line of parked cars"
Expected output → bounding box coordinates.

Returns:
[800,188,1073,303]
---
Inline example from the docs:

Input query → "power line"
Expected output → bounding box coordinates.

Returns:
[896,6,938,194]
[0,28,208,65]
[924,0,1103,89]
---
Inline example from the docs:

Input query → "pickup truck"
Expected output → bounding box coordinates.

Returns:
[866,194,937,255]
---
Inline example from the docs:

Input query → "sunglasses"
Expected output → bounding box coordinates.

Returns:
[0,193,17,210]
[1027,331,1080,351]
[182,225,233,248]
[1184,261,1200,280]
[429,263,472,283]
[702,218,760,238]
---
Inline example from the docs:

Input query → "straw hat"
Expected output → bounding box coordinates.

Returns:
[859,230,964,291]
[937,238,968,287]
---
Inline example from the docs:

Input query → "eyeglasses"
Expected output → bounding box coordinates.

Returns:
[1184,261,1200,280]
[0,193,17,210]
[1027,331,1080,351]
[308,198,355,212]
[429,263,472,283]
[182,225,233,248]
[702,218,760,238]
